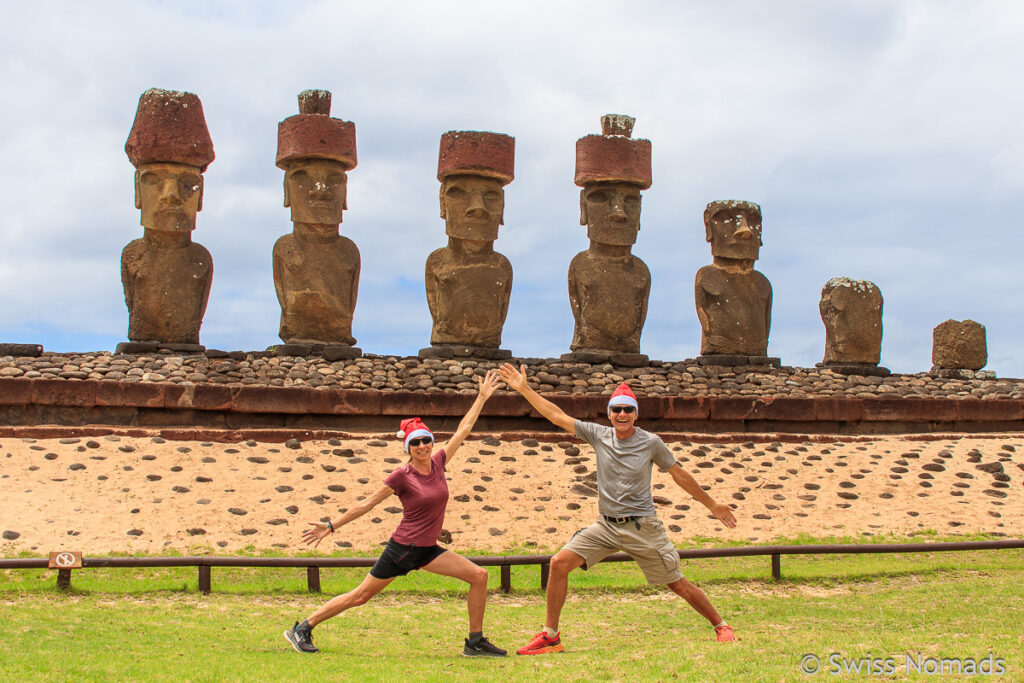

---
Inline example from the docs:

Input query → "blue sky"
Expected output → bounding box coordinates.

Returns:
[1,1,1022,376]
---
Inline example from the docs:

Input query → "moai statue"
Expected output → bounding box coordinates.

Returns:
[816,277,889,376]
[420,131,515,360]
[119,89,214,354]
[561,114,651,367]
[271,90,361,360]
[694,200,778,367]
[931,319,993,378]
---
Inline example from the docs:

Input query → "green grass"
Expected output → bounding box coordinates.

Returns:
[2,538,1022,681]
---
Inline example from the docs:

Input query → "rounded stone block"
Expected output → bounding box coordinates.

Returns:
[575,134,652,189]
[932,319,987,370]
[125,89,214,170]
[276,93,357,170]
[437,131,514,184]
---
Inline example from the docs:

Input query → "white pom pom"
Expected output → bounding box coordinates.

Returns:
[396,430,406,439]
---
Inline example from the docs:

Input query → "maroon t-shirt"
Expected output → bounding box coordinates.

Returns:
[384,449,449,546]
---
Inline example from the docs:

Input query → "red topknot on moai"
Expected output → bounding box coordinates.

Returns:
[421,130,516,360]
[563,114,652,367]
[119,88,215,354]
[271,90,362,360]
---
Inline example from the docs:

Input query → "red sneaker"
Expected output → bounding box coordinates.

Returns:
[715,624,736,642]
[517,630,564,655]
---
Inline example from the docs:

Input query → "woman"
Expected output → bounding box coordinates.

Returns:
[284,369,506,657]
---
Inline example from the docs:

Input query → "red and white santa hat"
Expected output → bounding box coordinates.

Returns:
[397,417,433,453]
[607,383,638,412]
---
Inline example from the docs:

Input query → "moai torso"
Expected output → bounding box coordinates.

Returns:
[273,231,359,344]
[426,244,512,347]
[569,251,649,353]
[694,265,771,355]
[122,237,212,343]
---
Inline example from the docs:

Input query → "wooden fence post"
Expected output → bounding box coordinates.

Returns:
[198,565,211,594]
[307,566,321,593]
[540,562,550,590]
[771,554,781,580]
[56,569,72,591]
[500,565,511,593]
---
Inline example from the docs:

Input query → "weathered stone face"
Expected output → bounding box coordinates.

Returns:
[440,175,504,242]
[135,162,203,233]
[932,319,987,370]
[705,200,762,262]
[580,181,641,246]
[820,278,883,365]
[284,159,348,226]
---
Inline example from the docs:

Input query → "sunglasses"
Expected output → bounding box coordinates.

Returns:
[407,437,433,448]
[609,405,636,414]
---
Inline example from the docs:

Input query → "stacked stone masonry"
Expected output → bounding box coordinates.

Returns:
[1,352,1021,399]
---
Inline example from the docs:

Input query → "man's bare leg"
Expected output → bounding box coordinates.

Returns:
[667,577,722,625]
[545,549,586,631]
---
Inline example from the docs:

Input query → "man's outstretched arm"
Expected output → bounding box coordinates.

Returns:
[667,464,738,528]
[497,363,576,434]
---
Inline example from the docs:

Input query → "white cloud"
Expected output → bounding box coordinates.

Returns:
[0,0,1021,377]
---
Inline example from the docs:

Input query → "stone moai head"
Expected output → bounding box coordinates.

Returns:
[819,278,883,365]
[276,90,357,228]
[575,114,651,247]
[932,319,987,370]
[437,131,515,242]
[704,200,762,262]
[125,88,215,235]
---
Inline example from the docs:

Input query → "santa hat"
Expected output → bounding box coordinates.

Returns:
[396,417,434,453]
[607,383,638,412]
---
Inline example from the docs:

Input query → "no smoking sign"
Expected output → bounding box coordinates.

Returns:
[48,551,83,569]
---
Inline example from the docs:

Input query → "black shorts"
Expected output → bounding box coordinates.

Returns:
[370,538,447,579]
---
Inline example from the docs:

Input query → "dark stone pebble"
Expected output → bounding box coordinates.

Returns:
[186,528,206,536]
[228,508,248,515]
[172,486,190,493]
[86,441,100,449]
[482,437,501,446]
[143,455,157,461]
[146,475,162,481]
[521,438,539,447]
[285,505,298,514]
[327,485,346,492]
[119,445,135,453]
[275,485,293,493]
[240,529,258,536]
[176,446,191,454]
[286,439,302,449]
[296,456,314,464]
[384,506,402,514]
[69,463,86,471]
[44,453,58,460]
[2,530,19,540]
[266,519,287,526]
[367,440,387,447]
[454,494,470,502]
[804,483,820,490]
[127,529,143,536]
[196,476,212,483]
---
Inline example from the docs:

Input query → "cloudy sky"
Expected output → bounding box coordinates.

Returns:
[1,1,1021,376]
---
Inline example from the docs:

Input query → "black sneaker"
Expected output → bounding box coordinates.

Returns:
[284,621,319,653]
[462,636,507,658]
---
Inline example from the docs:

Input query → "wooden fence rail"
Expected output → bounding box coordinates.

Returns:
[3,539,1022,593]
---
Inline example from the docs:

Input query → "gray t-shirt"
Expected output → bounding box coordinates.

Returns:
[574,419,677,517]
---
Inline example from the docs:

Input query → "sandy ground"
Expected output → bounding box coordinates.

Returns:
[1,433,1021,555]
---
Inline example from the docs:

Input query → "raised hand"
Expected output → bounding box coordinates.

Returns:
[302,521,331,547]
[477,369,501,400]
[497,363,528,393]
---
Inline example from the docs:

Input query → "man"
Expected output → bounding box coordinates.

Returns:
[496,363,739,653]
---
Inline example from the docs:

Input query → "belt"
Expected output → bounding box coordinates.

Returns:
[603,515,642,525]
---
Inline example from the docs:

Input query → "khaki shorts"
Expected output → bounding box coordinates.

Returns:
[562,515,683,584]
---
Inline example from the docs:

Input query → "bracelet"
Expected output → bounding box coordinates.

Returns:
[326,520,334,533]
